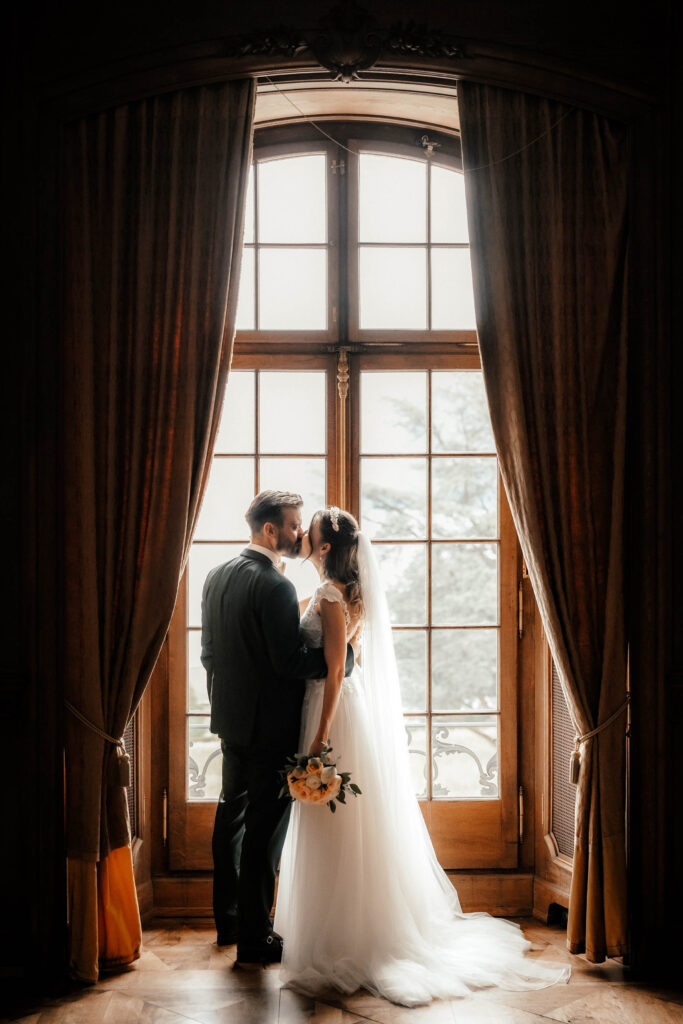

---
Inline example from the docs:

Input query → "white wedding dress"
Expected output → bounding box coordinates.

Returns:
[275,539,571,1007]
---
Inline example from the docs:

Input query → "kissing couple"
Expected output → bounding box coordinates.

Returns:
[200,490,571,1007]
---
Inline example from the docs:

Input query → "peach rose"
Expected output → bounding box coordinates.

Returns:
[321,774,342,803]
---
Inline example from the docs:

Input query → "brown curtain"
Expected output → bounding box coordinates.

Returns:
[457,82,629,962]
[62,79,256,981]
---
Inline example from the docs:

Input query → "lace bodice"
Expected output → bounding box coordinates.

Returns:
[300,581,353,648]
[300,581,362,691]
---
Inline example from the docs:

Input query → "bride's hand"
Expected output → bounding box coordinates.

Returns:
[308,735,326,757]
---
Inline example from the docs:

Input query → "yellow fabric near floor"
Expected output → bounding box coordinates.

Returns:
[97,845,141,969]
[68,846,140,982]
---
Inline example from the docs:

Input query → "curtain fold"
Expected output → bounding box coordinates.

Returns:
[62,78,256,981]
[457,82,629,962]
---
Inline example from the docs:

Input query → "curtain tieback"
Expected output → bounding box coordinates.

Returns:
[65,700,131,787]
[570,695,630,784]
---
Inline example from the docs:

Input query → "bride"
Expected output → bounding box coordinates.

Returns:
[274,505,571,1007]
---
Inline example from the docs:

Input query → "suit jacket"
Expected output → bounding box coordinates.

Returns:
[200,548,352,752]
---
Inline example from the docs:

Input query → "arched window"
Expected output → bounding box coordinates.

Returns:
[168,124,520,872]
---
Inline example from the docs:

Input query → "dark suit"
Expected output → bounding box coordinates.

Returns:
[201,547,350,944]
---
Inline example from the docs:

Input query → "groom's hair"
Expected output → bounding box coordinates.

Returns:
[246,490,303,533]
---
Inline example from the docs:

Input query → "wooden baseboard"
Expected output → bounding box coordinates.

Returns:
[136,879,154,924]
[150,871,535,919]
[533,876,570,922]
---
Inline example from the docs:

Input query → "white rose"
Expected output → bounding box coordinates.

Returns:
[321,765,336,785]
[305,774,322,790]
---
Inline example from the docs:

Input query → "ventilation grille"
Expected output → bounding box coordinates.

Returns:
[123,713,138,839]
[551,662,576,858]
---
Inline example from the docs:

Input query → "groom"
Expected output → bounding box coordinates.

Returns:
[201,490,353,964]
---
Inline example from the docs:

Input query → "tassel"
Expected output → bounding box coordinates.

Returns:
[117,749,131,787]
[570,745,581,785]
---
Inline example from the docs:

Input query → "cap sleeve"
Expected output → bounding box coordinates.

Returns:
[315,582,350,620]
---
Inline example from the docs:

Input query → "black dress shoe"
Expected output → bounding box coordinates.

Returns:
[216,916,239,945]
[236,933,283,964]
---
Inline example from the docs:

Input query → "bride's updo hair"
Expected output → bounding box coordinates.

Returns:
[311,506,363,613]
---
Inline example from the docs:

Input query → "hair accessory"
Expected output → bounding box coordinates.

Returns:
[329,506,341,532]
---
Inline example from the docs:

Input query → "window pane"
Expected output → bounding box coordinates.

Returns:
[359,247,427,329]
[361,458,426,540]
[235,247,255,331]
[431,629,498,711]
[188,543,244,628]
[188,630,210,714]
[243,165,255,244]
[405,717,428,799]
[374,543,427,625]
[259,371,326,454]
[259,458,326,529]
[430,165,469,243]
[432,542,498,626]
[188,717,222,800]
[194,457,253,541]
[361,372,427,454]
[359,153,426,243]
[431,248,477,329]
[394,630,427,712]
[214,371,255,454]
[283,557,320,602]
[257,154,326,244]
[432,372,496,453]
[432,457,498,539]
[432,716,498,799]
[259,249,327,330]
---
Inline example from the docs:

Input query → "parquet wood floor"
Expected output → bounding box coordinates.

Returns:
[3,919,682,1023]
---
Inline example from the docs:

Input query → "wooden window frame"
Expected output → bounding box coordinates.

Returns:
[166,123,520,871]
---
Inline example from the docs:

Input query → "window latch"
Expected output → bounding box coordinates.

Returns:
[331,159,345,176]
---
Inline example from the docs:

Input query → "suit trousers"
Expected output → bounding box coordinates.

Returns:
[212,738,292,944]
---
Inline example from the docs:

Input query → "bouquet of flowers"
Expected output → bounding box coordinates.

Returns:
[278,743,361,814]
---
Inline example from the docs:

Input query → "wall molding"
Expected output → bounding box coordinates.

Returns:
[149,871,536,919]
